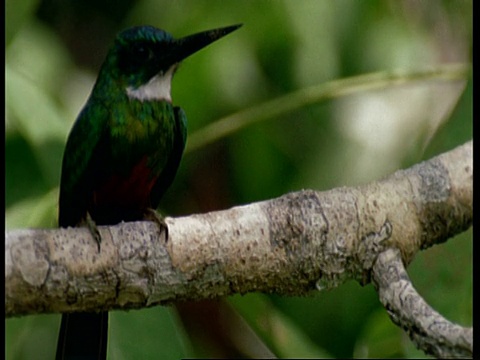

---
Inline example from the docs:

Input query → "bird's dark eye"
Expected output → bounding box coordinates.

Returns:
[117,42,157,76]
[131,44,152,62]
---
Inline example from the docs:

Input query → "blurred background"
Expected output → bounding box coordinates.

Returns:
[6,0,472,358]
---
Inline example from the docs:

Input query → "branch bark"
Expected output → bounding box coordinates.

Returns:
[5,141,472,357]
[372,248,472,358]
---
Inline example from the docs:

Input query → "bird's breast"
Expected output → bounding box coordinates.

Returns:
[111,102,174,142]
[89,100,177,222]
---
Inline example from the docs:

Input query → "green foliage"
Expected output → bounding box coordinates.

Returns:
[108,308,194,359]
[6,0,472,358]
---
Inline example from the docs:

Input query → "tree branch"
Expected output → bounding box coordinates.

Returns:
[373,248,472,358]
[5,141,472,357]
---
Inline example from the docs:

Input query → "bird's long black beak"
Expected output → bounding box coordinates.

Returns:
[169,24,242,63]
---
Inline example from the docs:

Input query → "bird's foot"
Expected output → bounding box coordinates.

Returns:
[85,212,102,252]
[144,208,169,240]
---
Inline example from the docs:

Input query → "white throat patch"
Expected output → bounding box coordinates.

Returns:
[126,65,176,102]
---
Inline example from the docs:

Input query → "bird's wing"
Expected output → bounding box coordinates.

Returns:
[58,99,110,227]
[149,106,187,208]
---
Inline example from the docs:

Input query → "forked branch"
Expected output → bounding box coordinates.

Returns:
[6,141,472,358]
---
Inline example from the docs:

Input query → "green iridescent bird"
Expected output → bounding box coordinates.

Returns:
[56,24,241,359]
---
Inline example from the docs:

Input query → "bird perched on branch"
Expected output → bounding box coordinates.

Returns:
[56,23,242,360]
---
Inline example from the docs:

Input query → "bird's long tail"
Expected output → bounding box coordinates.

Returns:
[56,312,108,360]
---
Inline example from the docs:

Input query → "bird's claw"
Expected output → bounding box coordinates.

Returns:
[144,208,169,240]
[85,212,102,252]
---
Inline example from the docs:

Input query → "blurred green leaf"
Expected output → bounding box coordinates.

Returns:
[6,188,58,229]
[353,309,428,359]
[230,294,332,358]
[6,66,69,187]
[5,0,40,45]
[7,21,73,95]
[186,64,470,154]
[408,229,473,326]
[108,307,194,360]
[6,315,59,360]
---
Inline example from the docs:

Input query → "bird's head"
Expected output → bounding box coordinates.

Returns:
[95,24,242,102]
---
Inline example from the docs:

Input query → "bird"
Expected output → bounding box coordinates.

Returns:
[55,23,242,359]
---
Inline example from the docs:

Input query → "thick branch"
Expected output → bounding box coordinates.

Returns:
[6,141,471,319]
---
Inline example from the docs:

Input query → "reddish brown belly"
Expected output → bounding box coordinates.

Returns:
[93,156,158,211]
